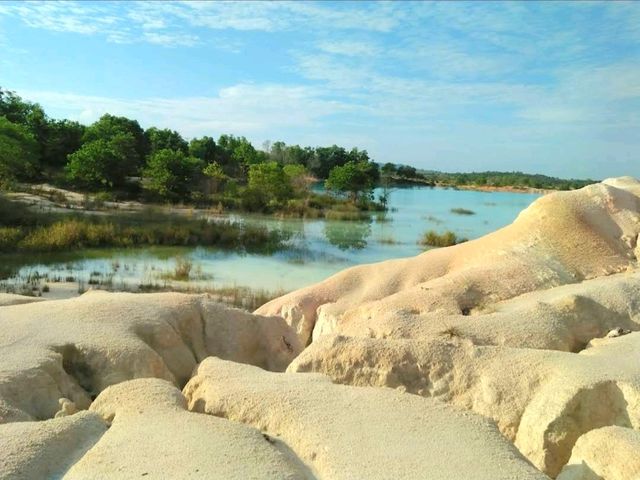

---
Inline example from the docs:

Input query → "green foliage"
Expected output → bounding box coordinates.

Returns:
[146,127,188,155]
[419,230,466,247]
[189,136,216,163]
[42,119,85,167]
[283,163,309,194]
[310,145,358,179]
[202,161,227,195]
[325,160,379,201]
[0,116,40,184]
[82,114,147,171]
[0,195,289,254]
[143,149,204,201]
[66,134,136,188]
[420,170,596,190]
[243,161,294,211]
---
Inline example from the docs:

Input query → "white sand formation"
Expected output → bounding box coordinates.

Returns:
[184,357,547,480]
[0,290,302,423]
[1,177,640,478]
[257,176,640,347]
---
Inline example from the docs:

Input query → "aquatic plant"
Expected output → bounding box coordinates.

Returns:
[419,230,467,248]
[450,207,476,215]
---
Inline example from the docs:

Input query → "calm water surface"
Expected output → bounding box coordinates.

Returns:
[2,186,540,293]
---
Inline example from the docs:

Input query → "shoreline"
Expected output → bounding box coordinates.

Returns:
[448,184,556,194]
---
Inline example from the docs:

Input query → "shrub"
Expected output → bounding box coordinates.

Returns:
[419,230,466,247]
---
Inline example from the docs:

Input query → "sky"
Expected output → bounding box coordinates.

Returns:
[1,1,639,179]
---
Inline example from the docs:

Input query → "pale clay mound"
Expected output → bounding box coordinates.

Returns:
[257,176,640,347]
[2,177,640,478]
[183,357,546,480]
[0,290,302,423]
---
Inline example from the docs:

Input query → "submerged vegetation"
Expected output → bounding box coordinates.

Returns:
[450,207,476,215]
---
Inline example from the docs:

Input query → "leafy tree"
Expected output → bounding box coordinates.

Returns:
[83,114,147,171]
[309,145,349,179]
[189,136,216,163]
[232,140,260,170]
[396,165,417,179]
[42,119,85,167]
[247,161,292,203]
[284,144,314,167]
[202,161,227,194]
[283,163,309,194]
[66,135,134,188]
[0,116,39,184]
[381,163,396,176]
[325,160,379,201]
[143,149,203,200]
[215,134,257,176]
[0,88,49,160]
[146,127,188,155]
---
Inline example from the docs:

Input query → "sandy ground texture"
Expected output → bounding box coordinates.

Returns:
[1,177,640,478]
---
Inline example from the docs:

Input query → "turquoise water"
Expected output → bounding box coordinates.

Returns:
[2,186,540,293]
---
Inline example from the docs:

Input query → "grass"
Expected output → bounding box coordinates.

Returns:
[160,257,193,281]
[0,196,289,254]
[450,207,476,215]
[419,230,467,248]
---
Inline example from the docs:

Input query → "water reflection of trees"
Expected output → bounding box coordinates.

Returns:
[323,220,372,250]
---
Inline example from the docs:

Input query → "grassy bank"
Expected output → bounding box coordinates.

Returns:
[0,196,288,254]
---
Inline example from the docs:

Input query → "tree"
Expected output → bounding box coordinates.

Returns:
[83,114,147,172]
[283,163,309,195]
[189,136,216,163]
[325,160,379,201]
[42,119,85,167]
[0,116,39,184]
[202,161,227,194]
[309,145,349,179]
[143,149,203,200]
[146,127,188,155]
[247,161,292,203]
[66,133,137,188]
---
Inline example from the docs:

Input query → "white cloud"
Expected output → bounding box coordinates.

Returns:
[317,40,378,57]
[17,84,353,138]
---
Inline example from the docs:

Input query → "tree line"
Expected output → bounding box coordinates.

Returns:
[0,88,382,213]
[1,88,596,216]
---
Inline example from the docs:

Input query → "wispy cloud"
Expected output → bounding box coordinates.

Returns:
[2,1,639,177]
[17,84,354,138]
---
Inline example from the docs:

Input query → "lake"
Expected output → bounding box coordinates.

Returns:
[1,186,541,296]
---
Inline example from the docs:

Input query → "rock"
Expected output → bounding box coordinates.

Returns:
[0,291,302,423]
[63,378,312,479]
[606,327,631,338]
[183,357,548,480]
[54,398,78,418]
[0,411,107,479]
[287,329,640,476]
[557,426,640,480]
[257,178,640,346]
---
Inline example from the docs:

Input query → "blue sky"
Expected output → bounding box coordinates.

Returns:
[1,1,639,179]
